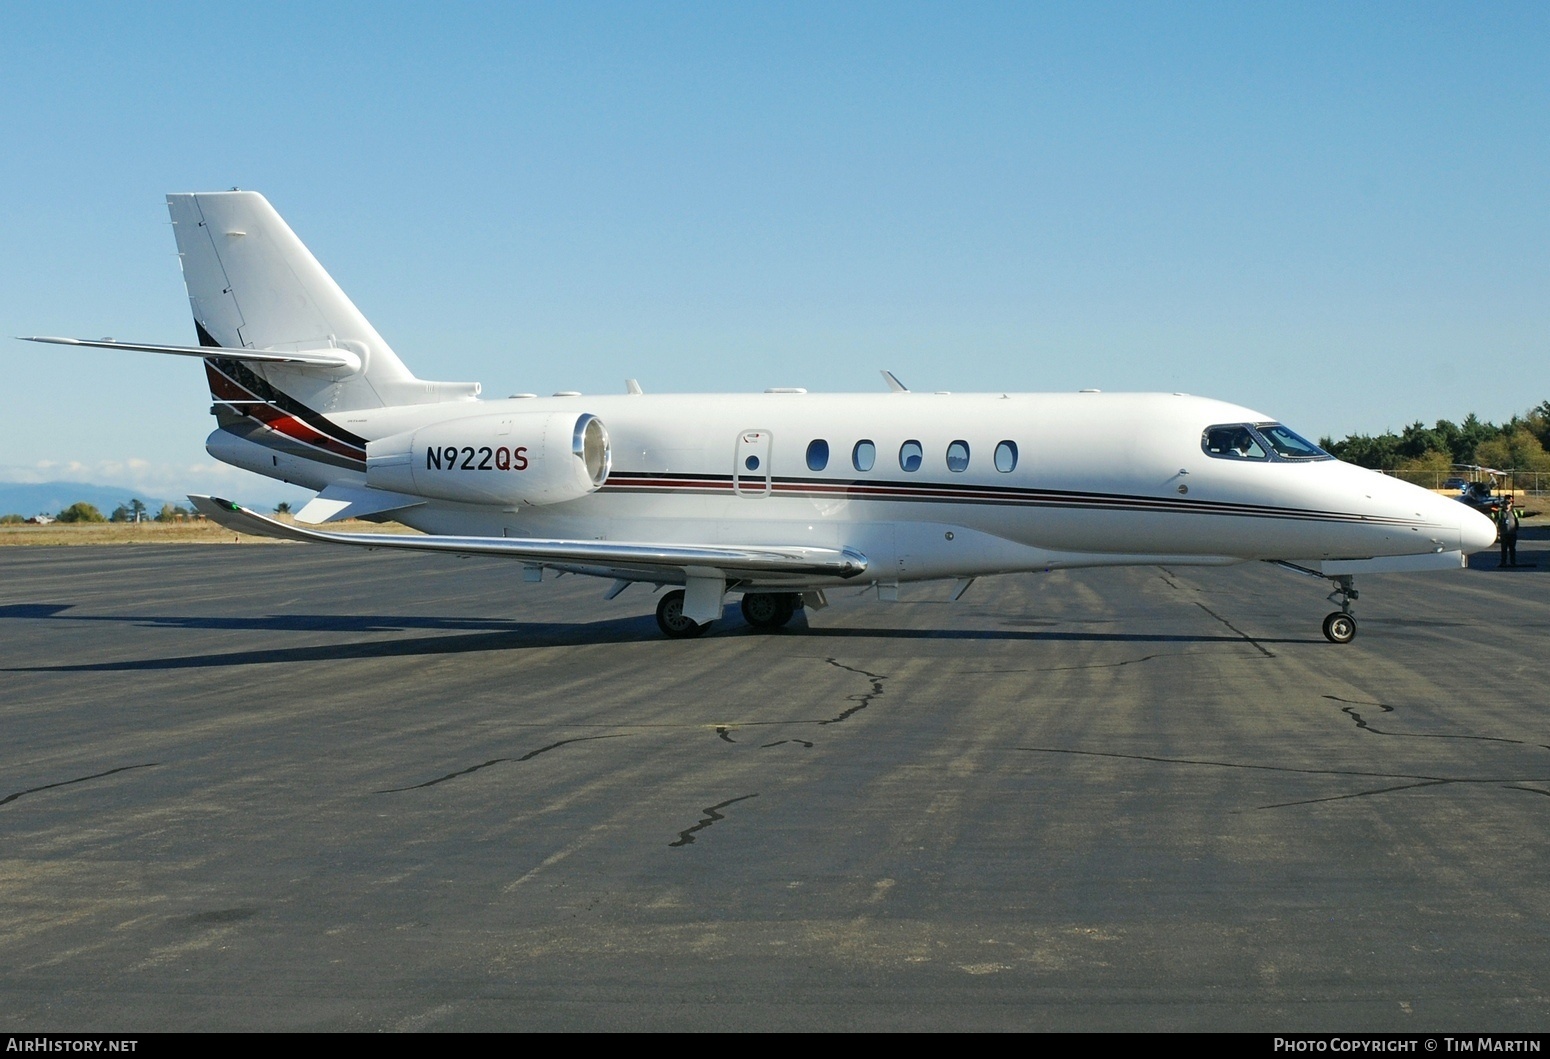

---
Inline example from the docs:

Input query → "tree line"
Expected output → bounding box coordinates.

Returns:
[1317,400,1550,480]
[0,501,198,524]
[2,500,294,524]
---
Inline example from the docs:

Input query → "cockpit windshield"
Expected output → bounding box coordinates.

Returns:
[1202,423,1330,463]
[1255,423,1329,460]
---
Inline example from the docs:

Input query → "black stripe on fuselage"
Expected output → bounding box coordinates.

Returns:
[600,471,1423,528]
[206,359,369,450]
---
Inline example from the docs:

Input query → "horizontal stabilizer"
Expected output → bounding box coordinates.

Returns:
[20,335,360,370]
[190,496,869,581]
[294,483,425,524]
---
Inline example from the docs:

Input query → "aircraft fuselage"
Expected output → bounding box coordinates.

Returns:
[207,387,1492,589]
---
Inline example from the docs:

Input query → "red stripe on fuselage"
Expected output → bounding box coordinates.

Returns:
[204,361,366,463]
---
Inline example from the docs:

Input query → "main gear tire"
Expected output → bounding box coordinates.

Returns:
[740,592,797,629]
[657,590,708,639]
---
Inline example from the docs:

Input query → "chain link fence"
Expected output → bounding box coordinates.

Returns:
[1387,469,1549,495]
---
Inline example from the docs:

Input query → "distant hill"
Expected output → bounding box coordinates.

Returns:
[0,482,181,519]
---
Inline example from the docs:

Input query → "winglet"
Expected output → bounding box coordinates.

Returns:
[189,495,308,541]
[880,370,909,393]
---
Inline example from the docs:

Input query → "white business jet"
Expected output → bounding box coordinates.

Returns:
[24,192,1497,642]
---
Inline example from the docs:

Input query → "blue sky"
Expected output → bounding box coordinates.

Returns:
[3,2,1546,505]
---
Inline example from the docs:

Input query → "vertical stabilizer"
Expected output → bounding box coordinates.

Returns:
[167,192,478,411]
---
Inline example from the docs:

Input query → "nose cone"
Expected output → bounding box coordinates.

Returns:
[1385,475,1499,554]
[1459,503,1498,553]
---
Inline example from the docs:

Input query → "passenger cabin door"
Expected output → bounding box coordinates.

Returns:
[733,430,772,497]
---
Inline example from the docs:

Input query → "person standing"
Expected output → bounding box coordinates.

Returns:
[1498,498,1520,567]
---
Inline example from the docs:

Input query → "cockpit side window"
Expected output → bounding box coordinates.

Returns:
[1202,425,1268,460]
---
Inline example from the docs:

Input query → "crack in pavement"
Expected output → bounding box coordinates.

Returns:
[1044,655,1161,672]
[669,794,758,847]
[1324,695,1550,750]
[388,655,884,783]
[1192,602,1276,658]
[1257,779,1456,809]
[1019,745,1459,781]
[1016,746,1550,810]
[1158,571,1274,657]
[377,734,629,793]
[1,763,159,808]
[949,655,1163,674]
[820,658,887,725]
[1505,785,1550,798]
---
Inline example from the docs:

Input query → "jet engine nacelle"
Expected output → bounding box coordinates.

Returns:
[366,411,611,506]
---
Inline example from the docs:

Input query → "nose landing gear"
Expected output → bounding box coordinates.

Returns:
[1322,611,1356,644]
[1269,563,1361,644]
[1321,574,1358,644]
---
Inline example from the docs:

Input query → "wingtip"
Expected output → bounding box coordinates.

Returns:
[188,494,240,515]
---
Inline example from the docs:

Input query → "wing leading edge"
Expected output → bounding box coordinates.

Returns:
[189,495,870,582]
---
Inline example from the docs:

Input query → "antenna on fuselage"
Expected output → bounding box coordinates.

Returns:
[880,370,908,393]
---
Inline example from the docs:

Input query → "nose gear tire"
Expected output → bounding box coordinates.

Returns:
[1322,612,1356,644]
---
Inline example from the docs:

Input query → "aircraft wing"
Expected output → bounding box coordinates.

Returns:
[189,495,869,581]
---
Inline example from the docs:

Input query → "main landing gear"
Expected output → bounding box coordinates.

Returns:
[1321,574,1358,644]
[655,590,707,639]
[654,589,804,638]
[740,591,799,630]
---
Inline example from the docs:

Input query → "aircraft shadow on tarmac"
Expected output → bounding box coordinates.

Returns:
[1,601,1313,672]
[0,603,572,634]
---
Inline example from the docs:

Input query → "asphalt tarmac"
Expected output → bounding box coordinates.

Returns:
[1,532,1547,1031]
